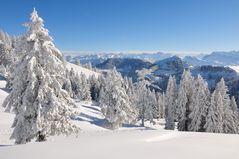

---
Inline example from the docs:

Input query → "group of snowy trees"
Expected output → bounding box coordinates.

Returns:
[99,68,137,129]
[98,67,164,129]
[63,66,102,103]
[63,68,92,101]
[0,31,15,75]
[63,57,239,134]
[164,70,239,134]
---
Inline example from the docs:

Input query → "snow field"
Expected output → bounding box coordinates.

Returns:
[66,62,99,78]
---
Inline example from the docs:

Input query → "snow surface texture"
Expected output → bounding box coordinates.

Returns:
[0,81,14,145]
[66,62,99,78]
[1,79,239,159]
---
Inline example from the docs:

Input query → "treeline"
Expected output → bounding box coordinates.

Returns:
[83,68,239,134]
[165,71,238,134]
[64,67,163,129]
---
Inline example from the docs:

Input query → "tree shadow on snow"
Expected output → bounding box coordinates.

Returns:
[122,123,157,130]
[73,112,158,131]
[81,105,100,112]
[0,87,11,93]
[0,144,13,147]
[73,112,108,129]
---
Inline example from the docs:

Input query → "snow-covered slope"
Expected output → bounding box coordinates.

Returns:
[66,62,99,78]
[183,56,210,66]
[1,78,239,159]
[72,101,107,132]
[1,125,239,159]
[0,81,14,145]
[229,65,239,74]
[184,51,239,66]
[202,51,239,66]
[0,96,107,146]
[153,56,188,77]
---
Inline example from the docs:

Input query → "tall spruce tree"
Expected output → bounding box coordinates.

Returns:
[79,73,91,101]
[134,80,154,126]
[100,68,136,129]
[155,92,164,119]
[204,92,221,133]
[188,75,210,132]
[214,78,238,134]
[165,76,177,130]
[177,70,194,131]
[230,96,239,133]
[3,9,78,144]
[230,96,238,112]
[89,74,100,101]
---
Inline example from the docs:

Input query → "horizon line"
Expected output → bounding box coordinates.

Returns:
[61,49,239,57]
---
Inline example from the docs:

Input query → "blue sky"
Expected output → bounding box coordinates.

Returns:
[1,0,239,55]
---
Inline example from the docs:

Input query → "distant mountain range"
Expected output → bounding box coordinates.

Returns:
[184,51,239,66]
[65,52,172,66]
[65,51,239,67]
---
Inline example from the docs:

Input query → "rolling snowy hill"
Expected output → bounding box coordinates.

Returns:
[1,78,239,159]
[66,62,99,78]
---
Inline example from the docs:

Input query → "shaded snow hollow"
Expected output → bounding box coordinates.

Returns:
[1,76,239,159]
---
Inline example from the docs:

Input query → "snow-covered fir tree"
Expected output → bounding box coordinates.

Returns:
[98,75,107,105]
[0,30,13,50]
[123,76,134,96]
[0,31,14,76]
[230,96,238,113]
[3,9,78,144]
[188,75,210,132]
[64,68,91,101]
[0,40,11,67]
[62,68,73,98]
[230,96,239,132]
[123,76,138,112]
[204,91,224,133]
[69,68,81,99]
[177,70,194,131]
[79,73,91,101]
[134,79,154,126]
[150,89,161,119]
[89,74,100,101]
[204,92,217,133]
[6,34,31,88]
[164,76,177,130]
[155,92,164,119]
[146,88,158,124]
[100,68,136,129]
[204,79,238,134]
[214,78,238,134]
